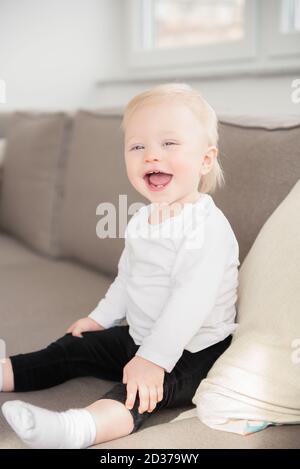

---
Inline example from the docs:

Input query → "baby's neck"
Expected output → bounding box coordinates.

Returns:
[148,192,203,225]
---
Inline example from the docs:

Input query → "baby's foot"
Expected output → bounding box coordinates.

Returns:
[1,400,96,449]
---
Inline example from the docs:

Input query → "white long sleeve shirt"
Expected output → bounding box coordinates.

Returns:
[89,193,240,373]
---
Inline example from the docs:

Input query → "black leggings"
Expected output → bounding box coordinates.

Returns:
[9,325,232,433]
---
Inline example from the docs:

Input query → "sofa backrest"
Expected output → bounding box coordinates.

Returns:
[0,111,73,256]
[0,112,13,138]
[0,109,299,277]
[214,113,300,264]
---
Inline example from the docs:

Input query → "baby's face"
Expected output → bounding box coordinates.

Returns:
[124,99,216,206]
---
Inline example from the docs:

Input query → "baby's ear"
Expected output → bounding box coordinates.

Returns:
[206,145,218,159]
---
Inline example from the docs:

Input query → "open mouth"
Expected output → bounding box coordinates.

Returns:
[143,171,173,192]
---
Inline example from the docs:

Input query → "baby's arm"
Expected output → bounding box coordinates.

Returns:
[66,247,129,336]
[135,221,236,373]
[67,316,105,338]
[88,247,128,328]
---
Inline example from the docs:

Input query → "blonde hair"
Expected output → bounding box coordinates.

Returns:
[120,82,225,194]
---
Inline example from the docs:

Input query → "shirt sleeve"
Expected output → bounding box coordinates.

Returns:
[88,246,128,329]
[135,218,233,373]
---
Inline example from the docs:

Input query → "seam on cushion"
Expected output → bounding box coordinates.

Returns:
[218,119,300,131]
[49,114,74,258]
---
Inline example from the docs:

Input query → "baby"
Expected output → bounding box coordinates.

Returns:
[0,83,240,448]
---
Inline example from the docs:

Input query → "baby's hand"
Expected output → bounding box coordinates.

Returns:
[123,356,165,414]
[66,317,105,338]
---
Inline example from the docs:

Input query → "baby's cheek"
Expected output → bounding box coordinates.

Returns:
[172,159,194,178]
[170,150,190,168]
[125,163,138,182]
[170,156,182,171]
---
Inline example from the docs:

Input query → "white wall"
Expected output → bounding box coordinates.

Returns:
[0,0,299,117]
[90,75,300,117]
[0,0,123,110]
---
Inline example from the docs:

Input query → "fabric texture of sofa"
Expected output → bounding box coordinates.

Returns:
[0,109,299,449]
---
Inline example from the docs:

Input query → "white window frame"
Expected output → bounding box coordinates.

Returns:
[127,0,258,69]
[124,0,300,78]
[262,0,300,57]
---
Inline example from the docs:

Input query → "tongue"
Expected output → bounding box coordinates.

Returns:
[149,172,172,186]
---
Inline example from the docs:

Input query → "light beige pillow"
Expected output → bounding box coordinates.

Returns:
[192,179,300,435]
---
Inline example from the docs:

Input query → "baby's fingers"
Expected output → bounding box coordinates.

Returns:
[138,384,150,414]
[125,383,138,410]
[157,386,164,403]
[71,327,83,338]
[147,386,159,413]
[66,323,75,333]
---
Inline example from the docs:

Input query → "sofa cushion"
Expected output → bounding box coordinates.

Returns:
[59,110,148,277]
[0,112,72,256]
[192,179,300,434]
[213,114,300,264]
[0,112,13,138]
[93,415,300,449]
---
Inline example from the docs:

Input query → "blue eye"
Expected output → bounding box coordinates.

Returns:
[129,141,176,151]
[130,145,143,151]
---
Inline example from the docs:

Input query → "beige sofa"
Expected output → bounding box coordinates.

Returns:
[0,109,299,449]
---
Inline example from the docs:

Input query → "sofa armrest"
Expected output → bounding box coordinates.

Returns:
[0,167,3,210]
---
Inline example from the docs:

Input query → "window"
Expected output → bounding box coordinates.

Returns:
[264,0,300,56]
[126,0,300,75]
[152,0,245,49]
[281,0,300,33]
[128,0,256,68]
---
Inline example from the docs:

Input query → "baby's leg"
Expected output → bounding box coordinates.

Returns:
[2,378,165,448]
[2,397,135,448]
[1,358,14,392]
[3,327,129,392]
[2,334,232,448]
[86,398,135,443]
[1,326,155,447]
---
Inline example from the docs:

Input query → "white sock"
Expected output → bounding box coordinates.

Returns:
[1,400,97,449]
